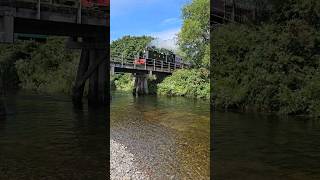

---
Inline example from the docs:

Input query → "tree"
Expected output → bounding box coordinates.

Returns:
[212,19,320,116]
[269,0,320,29]
[110,36,154,58]
[178,0,210,68]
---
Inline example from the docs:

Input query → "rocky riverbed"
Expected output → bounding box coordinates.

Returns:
[110,140,149,179]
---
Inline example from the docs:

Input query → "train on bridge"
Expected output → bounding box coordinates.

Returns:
[134,47,183,65]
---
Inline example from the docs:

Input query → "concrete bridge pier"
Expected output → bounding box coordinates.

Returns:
[132,73,149,96]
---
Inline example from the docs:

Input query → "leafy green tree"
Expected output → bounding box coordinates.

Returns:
[178,0,210,68]
[110,36,154,58]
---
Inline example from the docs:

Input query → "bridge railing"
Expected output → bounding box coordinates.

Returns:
[0,0,107,19]
[110,56,189,73]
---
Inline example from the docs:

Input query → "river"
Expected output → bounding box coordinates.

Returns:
[0,91,106,179]
[214,112,320,179]
[111,92,210,179]
[2,91,318,179]
[0,91,210,179]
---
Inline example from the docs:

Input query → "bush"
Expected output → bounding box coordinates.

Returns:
[158,68,210,99]
[113,73,134,92]
[14,37,80,94]
[212,20,320,116]
[0,37,81,94]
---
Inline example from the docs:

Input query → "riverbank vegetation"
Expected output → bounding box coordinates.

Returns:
[157,0,210,99]
[212,0,320,116]
[0,38,79,94]
[158,68,210,99]
[111,73,133,92]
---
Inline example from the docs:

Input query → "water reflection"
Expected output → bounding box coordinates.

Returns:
[214,112,320,179]
[0,91,106,179]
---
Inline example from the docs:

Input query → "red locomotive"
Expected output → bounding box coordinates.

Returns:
[134,59,146,65]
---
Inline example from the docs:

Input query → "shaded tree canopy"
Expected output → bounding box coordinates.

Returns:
[232,0,320,27]
[212,0,320,116]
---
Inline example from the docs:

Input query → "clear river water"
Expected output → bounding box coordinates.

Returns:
[214,111,320,180]
[111,92,210,179]
[0,91,210,179]
[0,91,107,179]
[1,90,318,179]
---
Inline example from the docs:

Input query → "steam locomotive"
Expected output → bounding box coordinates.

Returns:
[134,46,182,65]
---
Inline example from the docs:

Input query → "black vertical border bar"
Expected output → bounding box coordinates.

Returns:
[106,1,111,179]
[210,0,214,179]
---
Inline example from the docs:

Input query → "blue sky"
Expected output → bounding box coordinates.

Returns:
[111,0,190,41]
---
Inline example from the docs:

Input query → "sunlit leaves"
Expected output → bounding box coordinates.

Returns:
[178,0,210,68]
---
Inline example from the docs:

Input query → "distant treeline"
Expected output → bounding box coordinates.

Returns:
[212,0,320,116]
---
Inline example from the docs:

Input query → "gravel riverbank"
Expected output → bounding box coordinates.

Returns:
[110,140,149,179]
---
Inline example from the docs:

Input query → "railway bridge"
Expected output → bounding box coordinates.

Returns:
[211,0,257,29]
[0,0,109,107]
[110,56,190,95]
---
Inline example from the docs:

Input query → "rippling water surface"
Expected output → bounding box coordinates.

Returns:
[0,91,106,179]
[111,92,210,179]
[214,112,320,180]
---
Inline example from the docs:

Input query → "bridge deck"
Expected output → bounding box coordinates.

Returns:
[0,0,109,42]
[111,57,190,74]
[211,0,255,25]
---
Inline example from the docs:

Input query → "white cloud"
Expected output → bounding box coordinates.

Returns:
[161,18,181,25]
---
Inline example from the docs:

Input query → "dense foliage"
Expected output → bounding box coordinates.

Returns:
[0,38,80,94]
[158,69,210,99]
[268,0,320,28]
[110,36,153,58]
[212,19,320,116]
[226,0,320,26]
[112,73,134,92]
[178,0,210,68]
